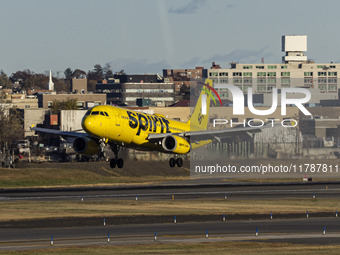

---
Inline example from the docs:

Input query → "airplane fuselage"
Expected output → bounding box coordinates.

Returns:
[82,105,192,153]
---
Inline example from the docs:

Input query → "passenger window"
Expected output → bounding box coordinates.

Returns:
[100,112,105,116]
[91,111,99,115]
[104,112,109,116]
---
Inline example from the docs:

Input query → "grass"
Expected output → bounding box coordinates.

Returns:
[1,242,340,255]
[1,159,339,188]
[0,166,338,189]
[0,167,188,188]
[0,198,339,221]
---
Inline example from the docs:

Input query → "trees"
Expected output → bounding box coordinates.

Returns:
[0,107,24,150]
[10,70,49,90]
[64,68,86,79]
[0,70,12,89]
[103,63,114,79]
[54,79,70,92]
[10,69,34,89]
[87,64,106,92]
[50,98,78,114]
[72,69,86,79]
[64,68,73,79]
[116,69,126,75]
[7,64,117,93]
[86,80,97,92]
[65,64,114,81]
[87,64,104,81]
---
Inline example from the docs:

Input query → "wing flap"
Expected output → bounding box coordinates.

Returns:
[185,126,262,142]
[147,126,264,142]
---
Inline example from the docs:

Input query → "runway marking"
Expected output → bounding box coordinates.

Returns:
[0,187,339,201]
[2,233,340,250]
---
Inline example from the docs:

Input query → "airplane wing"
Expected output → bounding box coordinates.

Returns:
[31,126,89,138]
[148,125,265,143]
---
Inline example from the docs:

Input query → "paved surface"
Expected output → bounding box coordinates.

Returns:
[1,182,340,250]
[0,182,339,201]
[0,218,340,250]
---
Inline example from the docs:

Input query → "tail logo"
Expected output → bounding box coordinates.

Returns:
[200,79,222,118]
[201,82,223,107]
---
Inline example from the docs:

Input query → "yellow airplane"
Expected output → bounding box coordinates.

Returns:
[32,79,262,168]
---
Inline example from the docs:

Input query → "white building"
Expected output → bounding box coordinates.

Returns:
[208,35,339,104]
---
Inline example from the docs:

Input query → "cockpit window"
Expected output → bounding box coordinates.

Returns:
[85,109,92,116]
[90,111,109,116]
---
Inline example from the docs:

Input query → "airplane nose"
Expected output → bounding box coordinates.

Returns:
[82,116,96,133]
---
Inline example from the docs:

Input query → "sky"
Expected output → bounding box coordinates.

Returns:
[1,0,340,77]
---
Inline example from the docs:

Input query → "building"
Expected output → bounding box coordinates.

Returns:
[163,67,207,101]
[23,108,48,138]
[37,93,106,109]
[70,78,87,94]
[0,88,39,109]
[163,68,206,80]
[0,96,38,109]
[96,74,175,107]
[60,110,87,132]
[163,67,207,90]
[207,35,340,105]
[299,107,340,138]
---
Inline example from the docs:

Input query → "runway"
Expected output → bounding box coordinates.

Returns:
[1,181,340,250]
[0,181,339,202]
[0,218,340,250]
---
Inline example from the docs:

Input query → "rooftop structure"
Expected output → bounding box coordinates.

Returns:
[47,70,54,91]
[70,78,87,94]
[282,35,308,63]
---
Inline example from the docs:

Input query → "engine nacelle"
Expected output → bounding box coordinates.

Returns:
[73,137,100,156]
[162,135,190,154]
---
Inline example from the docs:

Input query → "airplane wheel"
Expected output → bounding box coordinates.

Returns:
[176,158,183,167]
[169,158,176,168]
[110,158,116,168]
[117,158,124,168]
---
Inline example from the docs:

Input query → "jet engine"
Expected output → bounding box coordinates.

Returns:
[73,137,101,156]
[161,135,190,154]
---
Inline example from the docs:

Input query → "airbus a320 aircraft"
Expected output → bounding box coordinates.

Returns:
[32,79,263,168]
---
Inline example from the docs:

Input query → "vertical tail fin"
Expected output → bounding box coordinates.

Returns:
[187,79,214,131]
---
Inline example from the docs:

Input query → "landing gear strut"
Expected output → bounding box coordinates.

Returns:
[109,144,124,168]
[169,157,183,168]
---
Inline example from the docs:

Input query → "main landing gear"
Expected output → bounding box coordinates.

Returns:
[109,144,124,168]
[169,157,183,168]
